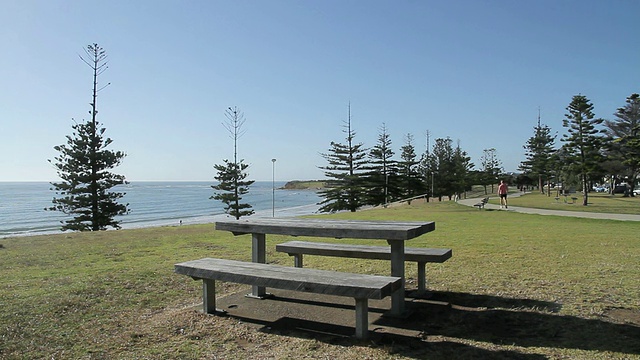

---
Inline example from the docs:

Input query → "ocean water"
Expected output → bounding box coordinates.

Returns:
[0,181,322,238]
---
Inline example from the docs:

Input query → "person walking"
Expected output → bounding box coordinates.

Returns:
[498,180,508,209]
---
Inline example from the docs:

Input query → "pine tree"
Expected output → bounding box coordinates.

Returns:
[604,93,640,195]
[364,123,398,206]
[561,94,605,205]
[318,104,368,212]
[431,138,456,201]
[418,130,436,202]
[479,148,503,194]
[48,44,128,231]
[451,141,474,199]
[397,133,426,203]
[211,107,255,219]
[519,111,556,194]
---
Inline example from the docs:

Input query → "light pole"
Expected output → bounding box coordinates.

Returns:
[384,172,388,207]
[431,171,434,201]
[271,158,276,217]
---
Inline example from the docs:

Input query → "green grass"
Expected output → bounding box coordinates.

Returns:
[1,202,639,359]
[490,191,640,215]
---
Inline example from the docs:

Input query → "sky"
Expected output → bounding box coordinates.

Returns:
[1,1,639,182]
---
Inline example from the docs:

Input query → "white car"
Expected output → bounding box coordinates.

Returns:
[634,188,640,196]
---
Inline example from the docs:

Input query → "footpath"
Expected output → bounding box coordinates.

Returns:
[457,192,640,222]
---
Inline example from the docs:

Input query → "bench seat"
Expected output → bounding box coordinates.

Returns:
[276,241,452,294]
[175,257,402,339]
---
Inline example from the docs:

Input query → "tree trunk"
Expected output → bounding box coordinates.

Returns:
[582,174,589,206]
[538,175,543,193]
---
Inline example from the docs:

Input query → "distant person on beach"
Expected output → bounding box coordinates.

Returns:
[498,180,508,209]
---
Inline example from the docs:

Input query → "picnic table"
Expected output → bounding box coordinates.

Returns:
[215,218,436,316]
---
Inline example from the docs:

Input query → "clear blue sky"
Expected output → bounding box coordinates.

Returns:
[1,1,639,182]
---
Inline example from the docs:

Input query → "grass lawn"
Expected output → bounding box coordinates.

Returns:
[491,191,640,215]
[1,201,639,359]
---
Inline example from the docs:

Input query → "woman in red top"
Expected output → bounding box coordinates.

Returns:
[498,180,508,209]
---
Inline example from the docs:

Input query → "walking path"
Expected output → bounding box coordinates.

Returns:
[457,192,640,222]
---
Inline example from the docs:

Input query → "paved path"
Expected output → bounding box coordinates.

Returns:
[457,192,640,222]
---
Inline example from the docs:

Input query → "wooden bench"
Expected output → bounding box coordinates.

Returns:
[276,241,452,294]
[473,197,489,209]
[175,257,402,339]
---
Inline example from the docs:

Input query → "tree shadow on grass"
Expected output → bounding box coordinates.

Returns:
[265,316,547,360]
[218,291,547,359]
[215,288,638,358]
[376,291,640,356]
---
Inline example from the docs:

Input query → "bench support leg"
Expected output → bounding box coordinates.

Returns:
[202,279,225,314]
[387,239,407,317]
[293,254,303,268]
[354,298,369,339]
[417,261,427,293]
[248,233,271,299]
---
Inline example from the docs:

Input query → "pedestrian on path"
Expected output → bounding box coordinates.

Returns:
[498,180,508,209]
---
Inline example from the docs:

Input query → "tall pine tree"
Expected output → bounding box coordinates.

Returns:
[397,133,426,202]
[49,44,128,231]
[211,107,255,219]
[364,123,398,206]
[479,148,503,194]
[604,93,640,195]
[318,104,368,212]
[451,141,474,199]
[418,130,436,201]
[561,94,605,205]
[431,138,455,201]
[520,111,556,194]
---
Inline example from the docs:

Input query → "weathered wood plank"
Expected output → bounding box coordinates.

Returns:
[175,258,402,300]
[275,241,452,263]
[215,219,435,240]
[276,241,453,295]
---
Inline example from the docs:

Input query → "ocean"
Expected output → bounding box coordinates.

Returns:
[0,181,322,238]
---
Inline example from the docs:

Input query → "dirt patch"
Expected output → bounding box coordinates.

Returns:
[604,307,640,326]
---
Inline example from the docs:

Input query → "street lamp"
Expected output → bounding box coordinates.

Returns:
[431,171,435,201]
[271,158,276,217]
[384,171,389,207]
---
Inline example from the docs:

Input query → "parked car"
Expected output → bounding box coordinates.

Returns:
[613,184,629,194]
[634,188,640,196]
[593,186,607,192]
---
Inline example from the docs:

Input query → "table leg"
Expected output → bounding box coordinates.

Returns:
[202,278,225,314]
[249,232,268,298]
[417,261,427,293]
[387,239,406,316]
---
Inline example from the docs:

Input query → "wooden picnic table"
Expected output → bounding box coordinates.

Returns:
[215,218,436,316]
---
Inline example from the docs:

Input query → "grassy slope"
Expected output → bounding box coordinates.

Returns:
[1,202,639,359]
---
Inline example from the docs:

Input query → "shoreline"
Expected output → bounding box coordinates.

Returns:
[0,203,322,239]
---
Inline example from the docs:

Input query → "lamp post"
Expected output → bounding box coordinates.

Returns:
[384,171,388,207]
[431,171,435,201]
[271,158,276,217]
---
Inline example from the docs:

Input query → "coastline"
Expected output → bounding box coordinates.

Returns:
[0,181,323,239]
[1,202,322,239]
[120,202,323,230]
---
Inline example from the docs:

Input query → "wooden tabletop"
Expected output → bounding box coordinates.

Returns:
[215,218,435,240]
